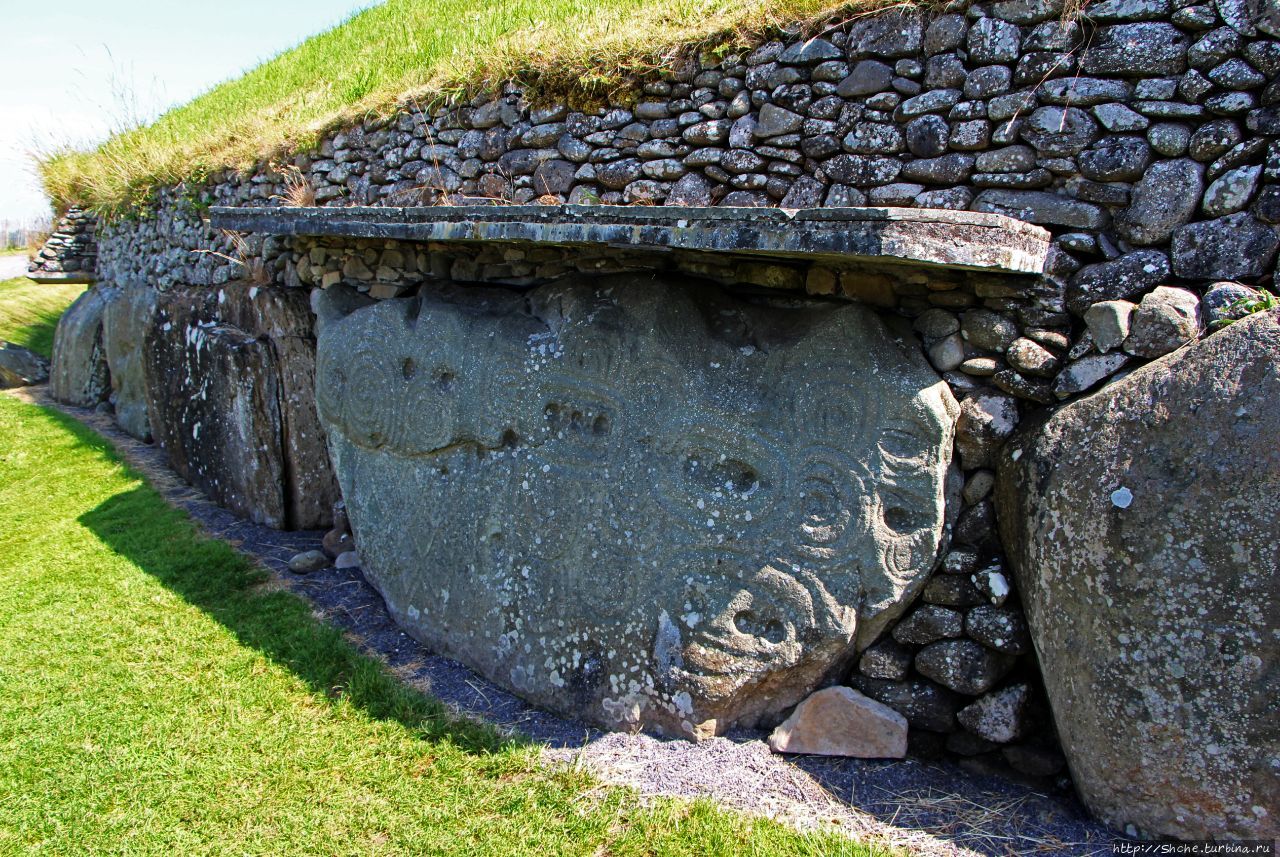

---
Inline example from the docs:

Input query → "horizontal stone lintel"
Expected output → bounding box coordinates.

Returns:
[209,204,1051,276]
[27,272,95,286]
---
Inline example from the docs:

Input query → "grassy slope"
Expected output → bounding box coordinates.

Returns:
[0,277,85,357]
[39,0,892,213]
[0,282,877,855]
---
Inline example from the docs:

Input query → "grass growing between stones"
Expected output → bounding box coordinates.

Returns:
[38,0,900,214]
[0,277,85,357]
[0,393,881,856]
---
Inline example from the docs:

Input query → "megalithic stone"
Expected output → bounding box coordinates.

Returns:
[315,273,960,738]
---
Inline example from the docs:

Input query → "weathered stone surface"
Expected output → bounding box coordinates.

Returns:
[51,286,112,408]
[666,172,714,207]
[915,640,1015,695]
[837,60,895,97]
[852,676,960,731]
[755,104,805,138]
[957,684,1030,743]
[996,309,1280,840]
[927,334,966,372]
[1123,286,1202,357]
[101,283,156,441]
[314,275,961,737]
[965,606,1032,654]
[972,190,1108,229]
[1078,136,1151,181]
[215,205,1052,276]
[1170,211,1280,279]
[1021,107,1100,156]
[289,550,331,574]
[1054,353,1132,398]
[1148,122,1193,156]
[847,7,924,57]
[961,308,1020,352]
[900,153,975,184]
[892,603,964,644]
[922,573,987,607]
[1202,164,1262,216]
[1006,337,1061,377]
[1068,250,1171,316]
[769,687,908,758]
[1202,281,1262,324]
[858,639,913,680]
[955,392,1020,470]
[145,283,338,530]
[1085,299,1138,352]
[1081,23,1189,75]
[968,17,1023,64]
[0,341,50,388]
[1115,159,1205,245]
[779,38,841,64]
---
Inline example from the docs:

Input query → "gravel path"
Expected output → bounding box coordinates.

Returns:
[13,385,1119,856]
[0,255,30,279]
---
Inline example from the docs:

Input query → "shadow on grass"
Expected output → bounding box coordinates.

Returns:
[2,318,60,357]
[76,479,521,758]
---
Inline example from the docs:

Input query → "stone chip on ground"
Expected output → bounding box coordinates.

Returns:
[768,687,908,759]
[288,550,331,574]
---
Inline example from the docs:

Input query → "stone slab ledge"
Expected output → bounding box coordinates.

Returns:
[26,272,95,285]
[210,204,1051,276]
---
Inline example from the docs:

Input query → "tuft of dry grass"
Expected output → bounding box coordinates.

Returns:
[38,0,914,216]
[271,163,317,207]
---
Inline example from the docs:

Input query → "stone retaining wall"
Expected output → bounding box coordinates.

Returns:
[28,208,97,282]
[45,0,1280,823]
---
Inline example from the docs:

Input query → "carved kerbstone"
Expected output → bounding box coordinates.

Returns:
[316,274,960,736]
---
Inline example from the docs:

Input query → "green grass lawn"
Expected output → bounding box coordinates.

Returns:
[0,287,878,854]
[40,0,891,214]
[0,277,85,358]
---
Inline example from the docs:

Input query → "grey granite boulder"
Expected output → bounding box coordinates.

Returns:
[1081,23,1190,75]
[915,639,1015,695]
[51,286,113,408]
[315,274,960,738]
[0,341,50,388]
[996,309,1280,840]
[144,283,338,530]
[1123,286,1202,357]
[1115,159,1204,246]
[1085,299,1138,352]
[1171,211,1280,280]
[1067,250,1171,316]
[102,283,156,441]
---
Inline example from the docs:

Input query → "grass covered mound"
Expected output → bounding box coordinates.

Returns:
[0,375,874,852]
[38,0,890,214]
[0,277,85,357]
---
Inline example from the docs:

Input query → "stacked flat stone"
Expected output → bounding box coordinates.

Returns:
[29,208,98,279]
[77,0,1280,780]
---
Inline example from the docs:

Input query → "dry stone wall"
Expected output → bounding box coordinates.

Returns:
[42,0,1280,827]
[28,208,97,282]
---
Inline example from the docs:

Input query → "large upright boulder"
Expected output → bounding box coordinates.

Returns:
[315,275,960,737]
[144,283,338,530]
[50,286,113,407]
[102,283,157,441]
[996,310,1280,840]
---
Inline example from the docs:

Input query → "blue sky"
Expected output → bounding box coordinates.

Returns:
[0,0,377,223]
